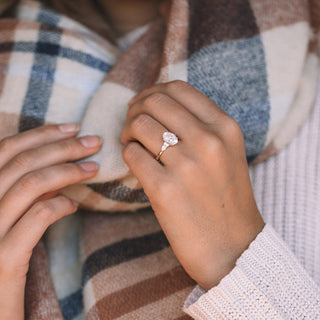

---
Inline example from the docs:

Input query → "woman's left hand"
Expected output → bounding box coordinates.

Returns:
[121,80,265,291]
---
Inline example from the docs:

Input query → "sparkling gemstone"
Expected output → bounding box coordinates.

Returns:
[163,132,178,145]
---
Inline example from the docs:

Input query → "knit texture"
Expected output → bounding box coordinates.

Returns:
[184,226,320,319]
[184,67,320,319]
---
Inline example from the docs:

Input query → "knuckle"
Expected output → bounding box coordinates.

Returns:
[33,196,75,224]
[130,114,150,134]
[32,201,55,223]
[166,80,190,91]
[19,171,44,191]
[122,142,139,163]
[200,132,225,156]
[11,151,33,169]
[223,118,243,141]
[59,138,78,154]
[67,163,85,177]
[58,195,75,210]
[143,92,166,107]
[178,157,199,176]
[0,136,13,153]
[137,87,150,99]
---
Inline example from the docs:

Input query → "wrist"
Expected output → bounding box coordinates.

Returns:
[0,275,26,320]
[199,219,265,291]
[197,251,242,291]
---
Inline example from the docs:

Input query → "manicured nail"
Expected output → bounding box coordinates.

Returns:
[79,161,98,172]
[59,123,79,133]
[79,136,101,148]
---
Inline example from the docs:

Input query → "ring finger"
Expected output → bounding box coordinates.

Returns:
[121,114,183,165]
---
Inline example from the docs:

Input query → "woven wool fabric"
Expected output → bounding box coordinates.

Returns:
[0,0,319,319]
[0,0,319,211]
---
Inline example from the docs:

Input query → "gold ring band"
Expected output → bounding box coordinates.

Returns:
[156,131,179,162]
[155,150,164,161]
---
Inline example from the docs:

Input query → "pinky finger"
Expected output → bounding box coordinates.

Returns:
[2,196,78,265]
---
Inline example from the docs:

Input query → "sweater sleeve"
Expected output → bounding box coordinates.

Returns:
[183,224,320,319]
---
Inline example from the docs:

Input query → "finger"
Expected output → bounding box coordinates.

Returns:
[121,114,182,165]
[38,190,60,201]
[0,123,79,169]
[0,196,78,273]
[129,81,228,123]
[0,135,101,199]
[127,91,202,140]
[122,142,165,194]
[0,161,98,238]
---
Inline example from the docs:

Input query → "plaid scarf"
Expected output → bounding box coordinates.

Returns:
[0,0,319,319]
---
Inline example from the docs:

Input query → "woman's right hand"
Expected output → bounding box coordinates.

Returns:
[0,124,101,320]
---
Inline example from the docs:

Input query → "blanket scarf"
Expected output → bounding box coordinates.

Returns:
[0,0,319,319]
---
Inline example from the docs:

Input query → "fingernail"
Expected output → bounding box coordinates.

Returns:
[79,161,98,172]
[79,136,101,148]
[59,123,79,133]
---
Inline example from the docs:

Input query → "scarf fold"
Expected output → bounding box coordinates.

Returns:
[0,0,319,319]
[0,0,319,211]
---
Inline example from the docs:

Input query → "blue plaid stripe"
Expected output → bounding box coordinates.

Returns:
[19,14,63,131]
[36,6,61,26]
[59,289,84,320]
[14,6,112,133]
[9,42,111,72]
[188,35,270,163]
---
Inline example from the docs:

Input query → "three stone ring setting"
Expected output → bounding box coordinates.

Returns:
[155,131,179,162]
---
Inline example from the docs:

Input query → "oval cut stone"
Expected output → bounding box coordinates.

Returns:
[163,132,178,145]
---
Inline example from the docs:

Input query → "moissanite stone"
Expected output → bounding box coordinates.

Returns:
[163,132,178,146]
[156,131,179,160]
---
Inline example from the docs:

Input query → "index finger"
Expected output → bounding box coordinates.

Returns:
[0,123,79,168]
[128,80,228,123]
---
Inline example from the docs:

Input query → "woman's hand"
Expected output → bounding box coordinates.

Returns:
[0,124,101,320]
[121,81,265,291]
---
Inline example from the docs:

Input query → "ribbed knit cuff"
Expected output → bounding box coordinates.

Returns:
[184,224,320,319]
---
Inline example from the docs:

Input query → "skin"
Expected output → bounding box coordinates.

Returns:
[0,3,265,318]
[121,80,265,290]
[0,124,101,320]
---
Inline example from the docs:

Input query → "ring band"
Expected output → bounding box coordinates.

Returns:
[156,131,178,162]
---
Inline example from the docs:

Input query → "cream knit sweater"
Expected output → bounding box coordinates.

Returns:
[184,73,320,318]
